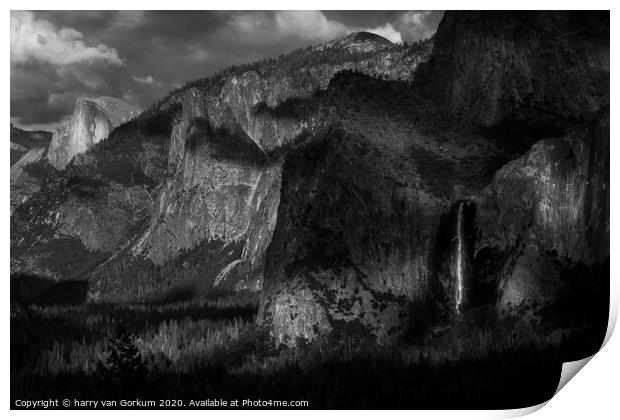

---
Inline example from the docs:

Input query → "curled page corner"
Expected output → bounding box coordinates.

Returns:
[502,304,617,418]
[554,355,595,396]
[497,354,598,419]
[554,292,618,395]
[496,401,548,419]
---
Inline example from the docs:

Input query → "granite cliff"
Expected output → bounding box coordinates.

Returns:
[11,112,169,279]
[47,96,140,170]
[258,11,609,346]
[10,13,609,351]
[10,124,53,214]
[91,33,432,300]
[10,123,52,165]
[411,11,609,328]
[11,33,432,297]
[415,11,609,138]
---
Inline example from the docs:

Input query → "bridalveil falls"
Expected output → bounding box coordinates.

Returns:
[455,202,466,314]
[451,200,474,315]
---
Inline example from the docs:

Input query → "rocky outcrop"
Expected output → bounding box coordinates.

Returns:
[91,35,434,298]
[12,32,432,296]
[11,114,170,280]
[10,141,28,165]
[258,74,512,346]
[10,147,47,213]
[475,107,609,321]
[410,11,609,332]
[320,31,394,53]
[10,123,52,165]
[259,12,609,347]
[259,128,430,346]
[476,109,609,265]
[47,97,140,169]
[10,13,608,355]
[130,87,285,292]
[10,124,54,213]
[415,11,609,134]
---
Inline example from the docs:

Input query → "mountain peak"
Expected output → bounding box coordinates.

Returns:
[318,31,394,53]
[46,96,140,169]
[76,96,140,128]
[344,31,393,45]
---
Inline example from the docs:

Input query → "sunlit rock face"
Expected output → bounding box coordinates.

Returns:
[476,110,609,265]
[131,87,290,292]
[259,12,609,347]
[10,147,47,213]
[497,245,562,323]
[255,71,503,346]
[410,10,609,328]
[10,13,608,346]
[128,34,433,293]
[10,125,54,214]
[11,32,433,297]
[320,31,394,53]
[11,114,169,280]
[259,129,438,347]
[47,97,140,169]
[415,11,609,131]
[406,8,609,326]
[476,108,609,319]
[10,123,52,165]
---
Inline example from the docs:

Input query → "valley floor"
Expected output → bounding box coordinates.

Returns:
[10,288,606,409]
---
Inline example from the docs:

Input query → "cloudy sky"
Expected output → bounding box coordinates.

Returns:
[10,10,443,131]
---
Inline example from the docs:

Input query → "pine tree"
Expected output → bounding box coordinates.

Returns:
[92,327,147,398]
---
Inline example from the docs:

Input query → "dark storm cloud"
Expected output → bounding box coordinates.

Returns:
[11,10,443,131]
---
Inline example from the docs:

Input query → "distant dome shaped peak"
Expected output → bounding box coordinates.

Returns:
[318,30,394,53]
[346,31,394,45]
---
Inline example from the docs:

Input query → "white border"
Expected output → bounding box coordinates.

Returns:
[4,1,618,419]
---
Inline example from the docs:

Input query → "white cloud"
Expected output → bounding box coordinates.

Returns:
[132,75,155,85]
[230,11,352,43]
[56,66,105,90]
[366,23,403,44]
[401,11,432,26]
[231,11,406,45]
[397,11,438,41]
[274,11,351,41]
[231,12,269,33]
[186,44,211,63]
[111,11,146,29]
[10,11,123,66]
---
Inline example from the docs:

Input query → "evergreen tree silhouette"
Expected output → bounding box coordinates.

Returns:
[93,327,147,398]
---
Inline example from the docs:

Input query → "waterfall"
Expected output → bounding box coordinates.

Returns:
[455,202,465,315]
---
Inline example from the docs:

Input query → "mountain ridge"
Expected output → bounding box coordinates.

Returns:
[47,96,140,170]
[10,11,609,350]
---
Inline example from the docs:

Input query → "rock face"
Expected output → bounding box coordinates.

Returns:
[129,87,286,292]
[10,124,54,213]
[259,12,609,346]
[411,11,608,331]
[411,11,609,325]
[476,110,609,265]
[10,15,608,350]
[476,107,609,321]
[321,31,395,53]
[11,32,433,299]
[10,147,47,212]
[47,97,140,170]
[258,73,511,346]
[415,11,609,133]
[11,114,169,280]
[260,127,428,346]
[10,123,52,165]
[89,33,433,300]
